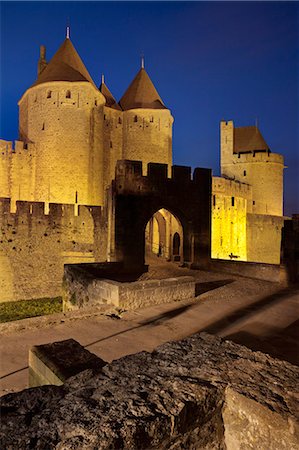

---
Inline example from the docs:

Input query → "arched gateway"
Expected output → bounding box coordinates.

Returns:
[107,160,211,271]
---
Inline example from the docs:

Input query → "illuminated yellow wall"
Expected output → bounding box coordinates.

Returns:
[212,177,250,260]
[220,121,284,216]
[102,106,123,190]
[18,81,106,206]
[246,214,284,264]
[122,109,173,176]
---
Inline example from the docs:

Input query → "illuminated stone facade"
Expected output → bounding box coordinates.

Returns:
[211,121,285,263]
[0,36,285,302]
[0,38,173,210]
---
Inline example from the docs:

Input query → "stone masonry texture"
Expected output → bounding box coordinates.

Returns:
[1,333,298,449]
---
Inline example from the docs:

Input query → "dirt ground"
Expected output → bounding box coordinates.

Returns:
[1,258,298,397]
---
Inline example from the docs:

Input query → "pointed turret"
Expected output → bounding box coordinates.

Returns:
[119,68,167,110]
[99,75,122,111]
[32,37,95,87]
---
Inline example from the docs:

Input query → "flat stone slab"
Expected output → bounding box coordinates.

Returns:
[29,338,107,387]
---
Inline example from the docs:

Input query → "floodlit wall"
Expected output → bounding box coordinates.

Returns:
[122,109,173,175]
[220,121,284,216]
[0,199,103,302]
[102,106,123,190]
[212,177,251,261]
[18,82,106,206]
[246,213,285,264]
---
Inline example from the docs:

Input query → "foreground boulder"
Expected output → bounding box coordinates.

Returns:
[1,333,298,449]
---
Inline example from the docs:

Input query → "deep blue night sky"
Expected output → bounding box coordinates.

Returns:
[1,1,298,215]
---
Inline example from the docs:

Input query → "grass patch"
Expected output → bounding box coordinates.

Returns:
[0,297,62,323]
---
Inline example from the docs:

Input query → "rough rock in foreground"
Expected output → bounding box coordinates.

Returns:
[1,333,298,449]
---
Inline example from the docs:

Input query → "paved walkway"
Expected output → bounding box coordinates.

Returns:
[1,261,298,396]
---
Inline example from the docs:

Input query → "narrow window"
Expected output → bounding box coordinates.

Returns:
[110,141,113,149]
[150,116,154,123]
[118,117,122,124]
[75,191,78,203]
[95,100,97,106]
[66,90,71,99]
[47,91,52,99]
[134,115,138,123]
[42,122,45,130]
[243,170,246,176]
[231,196,235,207]
[253,200,255,205]
[213,195,216,207]
[104,114,106,120]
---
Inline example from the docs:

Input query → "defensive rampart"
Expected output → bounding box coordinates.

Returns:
[0,198,103,302]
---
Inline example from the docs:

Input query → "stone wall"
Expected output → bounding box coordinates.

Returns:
[247,213,285,264]
[102,106,123,190]
[212,177,252,261]
[63,266,195,311]
[1,333,298,449]
[0,140,37,209]
[122,109,173,176]
[281,214,299,283]
[210,257,286,283]
[18,81,106,206]
[220,121,284,216]
[0,198,104,302]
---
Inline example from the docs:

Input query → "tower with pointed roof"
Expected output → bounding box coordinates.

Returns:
[18,35,106,206]
[220,120,284,216]
[119,65,173,175]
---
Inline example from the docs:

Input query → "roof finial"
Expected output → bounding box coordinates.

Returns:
[141,53,144,69]
[255,117,258,129]
[101,74,105,84]
[66,17,70,39]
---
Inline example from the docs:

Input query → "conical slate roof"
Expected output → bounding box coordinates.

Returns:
[31,38,95,87]
[119,68,167,110]
[234,126,270,153]
[100,81,122,110]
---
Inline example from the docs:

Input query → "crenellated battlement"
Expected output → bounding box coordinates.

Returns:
[213,176,252,198]
[115,160,210,187]
[0,198,102,224]
[230,151,284,165]
[0,140,36,156]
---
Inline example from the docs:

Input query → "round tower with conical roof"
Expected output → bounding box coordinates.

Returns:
[18,35,106,206]
[119,65,174,175]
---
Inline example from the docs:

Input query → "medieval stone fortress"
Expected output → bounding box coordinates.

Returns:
[1,29,299,450]
[0,33,285,302]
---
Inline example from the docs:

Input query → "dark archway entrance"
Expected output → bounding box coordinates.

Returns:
[109,160,211,271]
[173,232,181,260]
